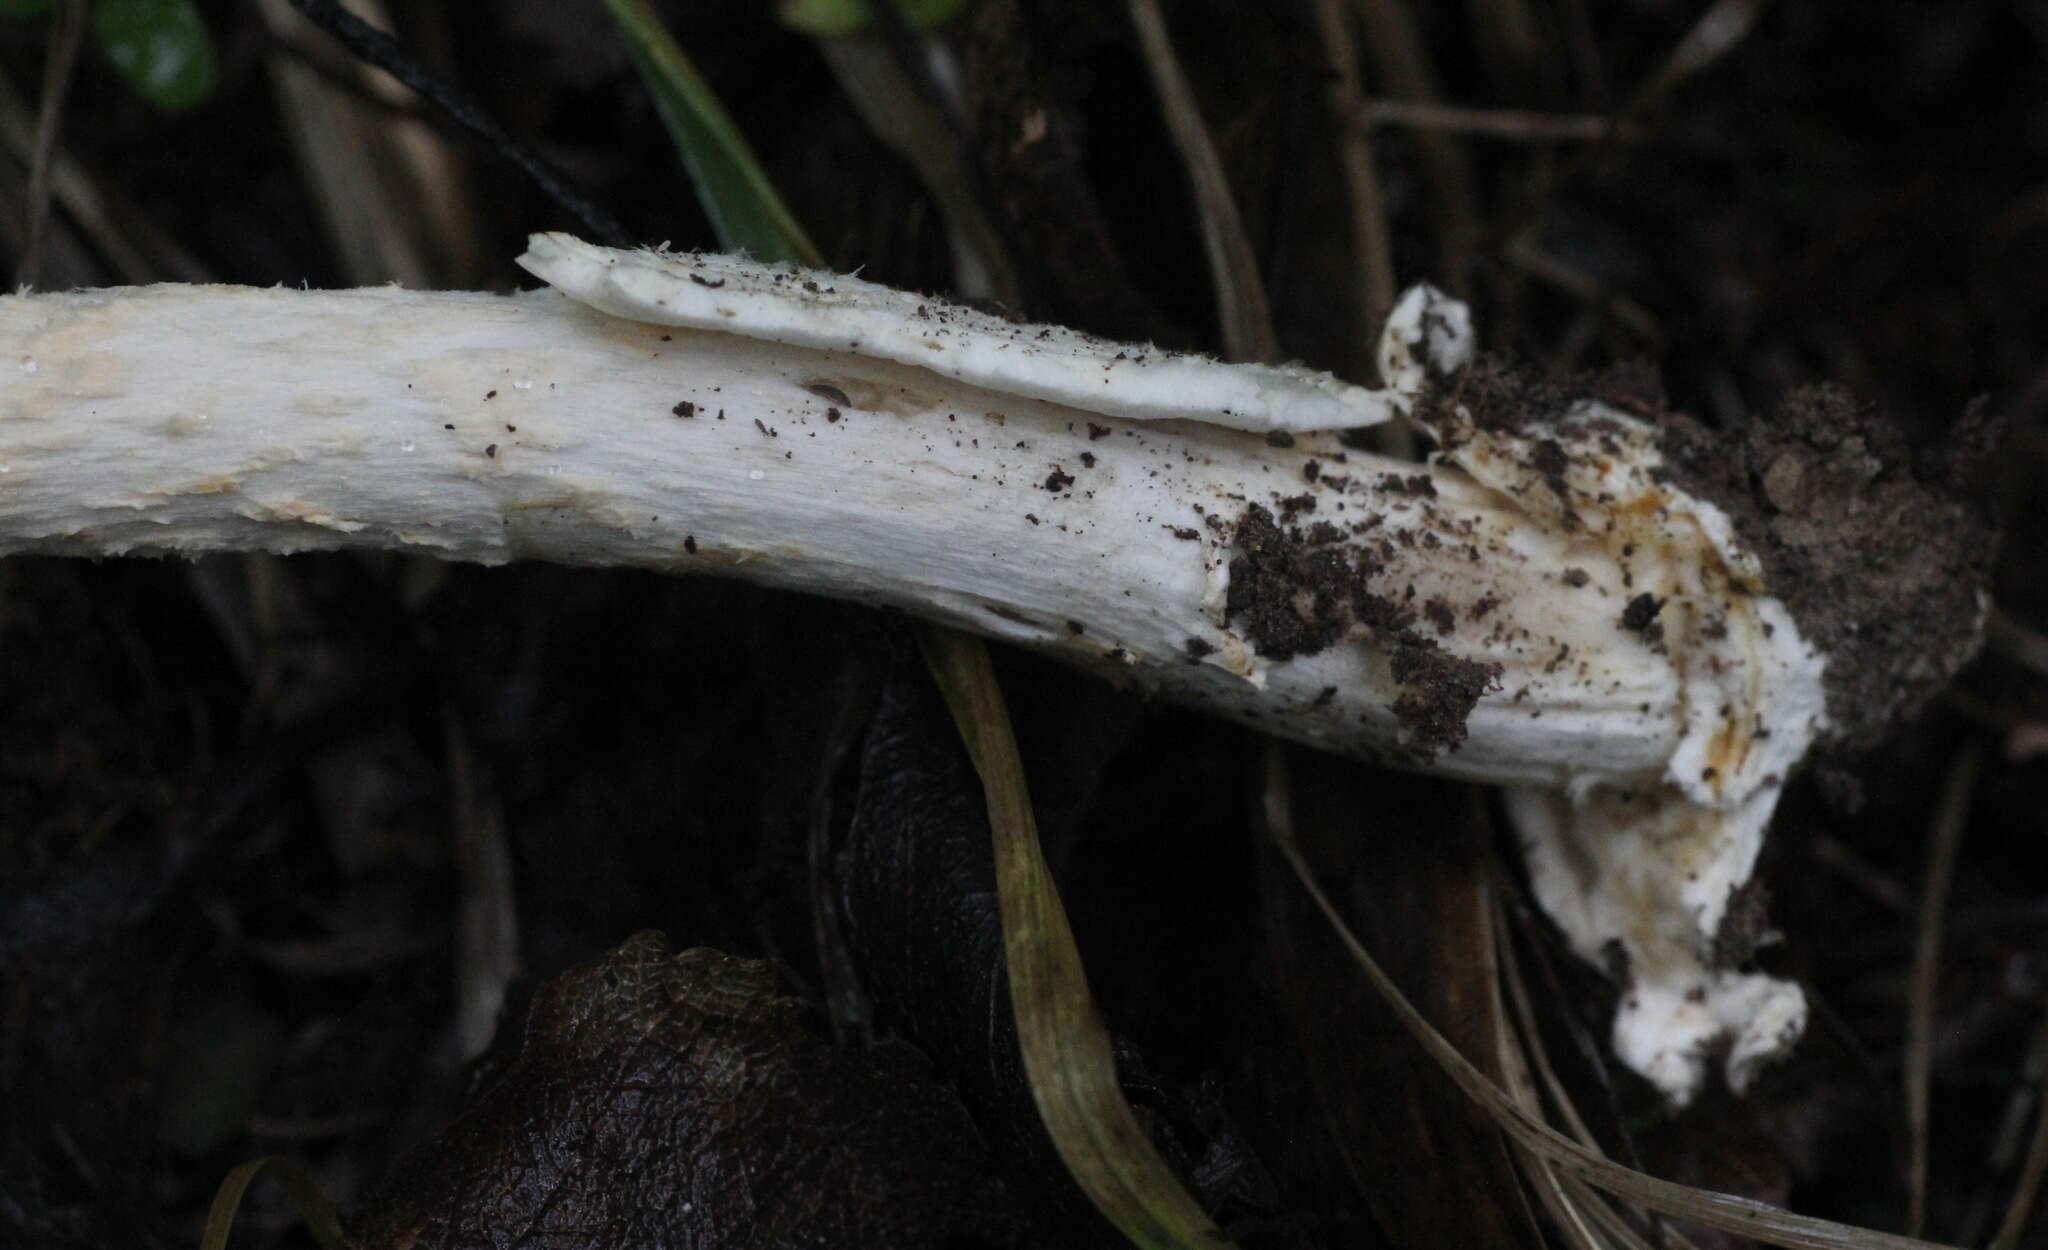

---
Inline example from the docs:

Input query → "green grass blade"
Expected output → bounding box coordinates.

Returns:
[917,625,1237,1250]
[600,0,823,266]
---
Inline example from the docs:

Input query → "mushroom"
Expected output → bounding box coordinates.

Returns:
[0,235,1986,1103]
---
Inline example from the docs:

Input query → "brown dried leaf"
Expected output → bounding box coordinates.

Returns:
[345,931,1033,1250]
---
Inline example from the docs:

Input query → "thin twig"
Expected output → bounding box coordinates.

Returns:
[1311,0,1397,333]
[16,0,85,289]
[1309,0,1413,458]
[1355,98,1637,144]
[1504,233,1664,347]
[0,67,189,284]
[1346,0,1481,291]
[1807,832,1916,917]
[259,0,484,287]
[1988,1014,2048,1250]
[285,0,631,247]
[1905,743,1984,1237]
[1124,0,1278,363]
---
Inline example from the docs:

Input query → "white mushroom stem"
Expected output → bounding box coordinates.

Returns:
[0,238,1831,1103]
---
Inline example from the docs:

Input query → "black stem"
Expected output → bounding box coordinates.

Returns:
[282,0,633,249]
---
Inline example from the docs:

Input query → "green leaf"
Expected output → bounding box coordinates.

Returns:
[93,0,217,113]
[600,0,823,266]
[778,0,970,39]
[0,0,53,21]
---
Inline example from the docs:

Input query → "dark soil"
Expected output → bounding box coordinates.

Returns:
[3,2,2046,1248]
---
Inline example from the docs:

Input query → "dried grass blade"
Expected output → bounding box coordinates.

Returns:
[1906,744,1984,1235]
[199,1155,344,1250]
[917,625,1234,1250]
[1123,0,1277,364]
[1989,1017,2048,1250]
[1261,756,1965,1250]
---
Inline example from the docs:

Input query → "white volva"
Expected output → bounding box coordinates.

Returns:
[0,237,1831,1103]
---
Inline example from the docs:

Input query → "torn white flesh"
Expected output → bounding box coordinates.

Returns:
[0,276,1672,785]
[521,232,1446,435]
[1423,396,1829,1105]
[0,240,1826,1103]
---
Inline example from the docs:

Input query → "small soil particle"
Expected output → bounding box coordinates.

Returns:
[1620,593,1664,632]
[1185,637,1216,660]
[1088,423,1112,440]
[1275,493,1315,521]
[673,401,696,418]
[1043,469,1074,492]
[826,408,842,423]
[1264,430,1296,448]
[1377,473,1437,498]
[485,444,497,458]
[1562,568,1590,588]
[1079,452,1096,468]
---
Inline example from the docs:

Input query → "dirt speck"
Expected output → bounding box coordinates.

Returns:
[1620,593,1664,632]
[1377,473,1437,498]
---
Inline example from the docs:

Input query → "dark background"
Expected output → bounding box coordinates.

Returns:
[2,1,2046,1246]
